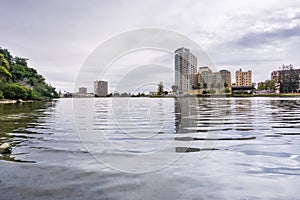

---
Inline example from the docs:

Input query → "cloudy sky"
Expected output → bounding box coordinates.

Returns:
[1,0,300,93]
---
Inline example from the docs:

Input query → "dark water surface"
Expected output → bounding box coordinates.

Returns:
[1,97,300,199]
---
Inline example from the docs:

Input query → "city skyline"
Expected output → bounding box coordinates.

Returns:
[1,1,300,92]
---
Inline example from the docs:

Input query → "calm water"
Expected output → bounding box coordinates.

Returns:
[1,97,300,199]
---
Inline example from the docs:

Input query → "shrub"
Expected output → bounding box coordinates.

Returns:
[210,89,216,94]
[0,90,3,99]
[2,83,28,99]
[202,90,209,95]
[26,88,39,100]
[1,83,40,100]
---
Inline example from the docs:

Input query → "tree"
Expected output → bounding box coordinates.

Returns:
[0,48,13,65]
[203,82,208,89]
[0,54,12,80]
[2,83,29,100]
[224,82,228,88]
[0,48,59,99]
[210,89,216,94]
[14,56,28,67]
[171,85,178,93]
[157,82,164,95]
[202,90,209,95]
[258,79,276,91]
[265,79,276,91]
[198,82,201,89]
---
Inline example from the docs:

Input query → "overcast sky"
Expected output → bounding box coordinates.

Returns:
[1,0,300,93]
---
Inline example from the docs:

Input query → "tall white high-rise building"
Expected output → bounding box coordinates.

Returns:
[174,47,197,94]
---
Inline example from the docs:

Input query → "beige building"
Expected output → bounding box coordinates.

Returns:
[236,69,252,86]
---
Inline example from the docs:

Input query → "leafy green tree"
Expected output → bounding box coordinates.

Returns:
[265,79,276,91]
[0,54,12,79]
[14,56,28,67]
[26,88,39,99]
[0,90,3,99]
[258,82,266,90]
[198,82,201,89]
[258,79,276,91]
[0,48,13,65]
[0,48,59,99]
[2,83,28,99]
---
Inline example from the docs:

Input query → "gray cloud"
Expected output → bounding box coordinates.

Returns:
[1,0,300,91]
[234,26,300,47]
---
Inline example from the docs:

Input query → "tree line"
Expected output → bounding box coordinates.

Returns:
[0,47,59,100]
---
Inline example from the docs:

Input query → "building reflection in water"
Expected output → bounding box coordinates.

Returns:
[174,97,229,153]
[174,97,199,134]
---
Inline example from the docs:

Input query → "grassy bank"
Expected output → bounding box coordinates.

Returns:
[230,93,300,97]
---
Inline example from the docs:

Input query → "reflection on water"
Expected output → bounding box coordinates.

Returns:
[1,97,300,157]
[0,101,57,162]
[1,97,300,199]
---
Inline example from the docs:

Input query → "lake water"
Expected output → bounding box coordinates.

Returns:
[1,97,300,199]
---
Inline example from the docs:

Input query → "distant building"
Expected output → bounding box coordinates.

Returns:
[72,87,93,97]
[271,70,280,82]
[94,80,108,97]
[236,69,252,86]
[219,69,232,87]
[195,67,223,89]
[271,65,300,93]
[196,67,212,87]
[198,66,212,74]
[148,91,158,96]
[174,47,197,94]
[79,87,87,94]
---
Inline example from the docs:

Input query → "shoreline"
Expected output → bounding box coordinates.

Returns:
[0,99,34,104]
[74,94,300,98]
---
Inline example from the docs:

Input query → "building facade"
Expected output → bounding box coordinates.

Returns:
[236,69,252,86]
[195,67,224,89]
[271,65,300,93]
[220,69,232,87]
[196,67,212,87]
[174,47,197,94]
[271,70,280,82]
[79,87,87,94]
[94,80,108,97]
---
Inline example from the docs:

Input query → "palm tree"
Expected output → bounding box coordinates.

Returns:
[0,54,12,79]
